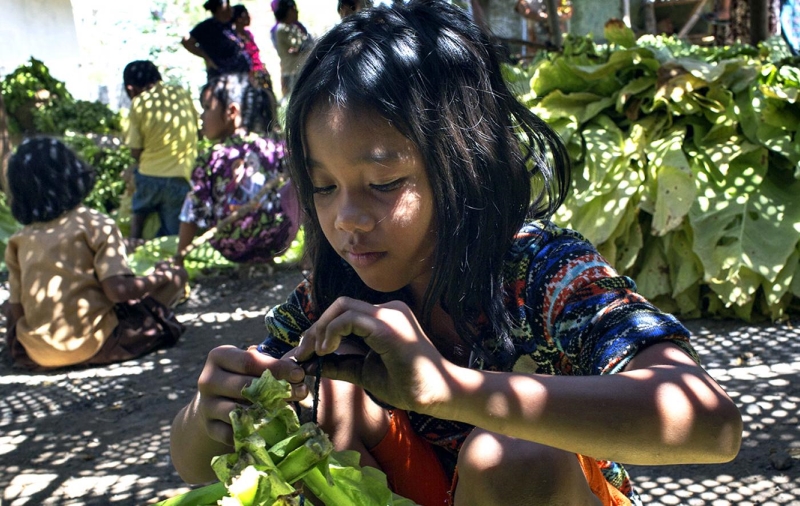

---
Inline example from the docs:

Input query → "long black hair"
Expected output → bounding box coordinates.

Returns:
[202,73,276,136]
[285,0,571,366]
[7,137,96,225]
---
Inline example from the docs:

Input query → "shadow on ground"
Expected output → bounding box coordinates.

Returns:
[0,268,798,505]
[628,319,800,506]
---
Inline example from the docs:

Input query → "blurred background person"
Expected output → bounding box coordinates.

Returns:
[123,60,199,243]
[182,0,251,80]
[270,0,312,99]
[174,73,300,268]
[232,4,275,91]
[338,0,373,19]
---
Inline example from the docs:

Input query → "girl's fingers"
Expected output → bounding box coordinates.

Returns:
[199,396,240,445]
[205,420,235,446]
[295,297,387,361]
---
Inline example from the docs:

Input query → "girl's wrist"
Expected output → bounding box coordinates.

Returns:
[422,361,482,422]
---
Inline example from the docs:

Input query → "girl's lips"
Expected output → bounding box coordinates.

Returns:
[345,251,386,268]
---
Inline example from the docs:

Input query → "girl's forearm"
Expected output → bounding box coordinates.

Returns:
[431,350,741,465]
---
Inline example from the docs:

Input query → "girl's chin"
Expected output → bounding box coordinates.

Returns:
[357,275,407,294]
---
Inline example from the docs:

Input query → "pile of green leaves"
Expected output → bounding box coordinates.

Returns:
[61,133,134,214]
[157,369,416,506]
[0,195,22,271]
[33,99,122,135]
[0,57,73,133]
[1,57,122,136]
[128,228,305,281]
[507,27,800,320]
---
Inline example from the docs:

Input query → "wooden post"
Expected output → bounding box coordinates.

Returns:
[750,0,770,46]
[643,0,657,34]
[621,0,631,27]
[543,0,562,48]
[677,0,711,38]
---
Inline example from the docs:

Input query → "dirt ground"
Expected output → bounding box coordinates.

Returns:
[1,267,799,506]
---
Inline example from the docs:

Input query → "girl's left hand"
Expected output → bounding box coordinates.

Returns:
[294,297,455,414]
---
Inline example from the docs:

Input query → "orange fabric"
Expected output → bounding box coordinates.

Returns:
[577,454,632,506]
[369,410,452,506]
[369,410,630,506]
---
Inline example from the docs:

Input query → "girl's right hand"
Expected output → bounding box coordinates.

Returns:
[196,345,307,446]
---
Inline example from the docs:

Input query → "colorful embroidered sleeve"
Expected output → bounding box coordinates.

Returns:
[259,278,316,358]
[505,222,697,377]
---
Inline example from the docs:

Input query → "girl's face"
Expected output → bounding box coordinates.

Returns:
[305,106,437,300]
[200,89,235,141]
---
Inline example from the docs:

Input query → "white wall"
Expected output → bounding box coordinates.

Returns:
[0,0,88,99]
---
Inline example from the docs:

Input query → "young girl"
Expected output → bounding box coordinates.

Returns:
[174,73,299,266]
[4,137,187,371]
[170,2,742,505]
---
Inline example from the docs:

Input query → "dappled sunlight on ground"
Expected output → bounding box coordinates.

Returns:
[628,318,800,506]
[0,267,797,505]
[0,267,304,505]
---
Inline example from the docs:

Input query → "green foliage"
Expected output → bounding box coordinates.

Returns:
[61,133,134,214]
[0,194,23,271]
[511,34,800,321]
[128,236,235,281]
[33,99,122,135]
[0,57,73,133]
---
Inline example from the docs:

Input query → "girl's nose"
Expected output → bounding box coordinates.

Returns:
[335,193,375,233]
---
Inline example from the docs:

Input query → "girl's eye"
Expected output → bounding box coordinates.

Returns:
[312,185,336,195]
[371,179,404,192]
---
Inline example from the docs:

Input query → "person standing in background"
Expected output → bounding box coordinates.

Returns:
[232,4,275,92]
[123,60,199,241]
[270,0,312,99]
[337,0,373,19]
[182,0,251,80]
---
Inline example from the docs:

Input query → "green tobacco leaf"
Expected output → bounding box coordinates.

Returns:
[662,223,703,297]
[690,150,800,310]
[615,76,656,115]
[651,69,708,117]
[635,236,671,300]
[644,127,696,236]
[763,248,800,320]
[604,19,636,49]
[555,116,644,245]
[791,244,800,299]
[530,59,589,98]
[572,48,660,80]
[700,86,739,143]
[532,91,615,126]
[595,204,643,275]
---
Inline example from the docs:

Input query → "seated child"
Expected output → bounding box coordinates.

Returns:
[169,2,742,505]
[4,137,188,371]
[175,73,300,267]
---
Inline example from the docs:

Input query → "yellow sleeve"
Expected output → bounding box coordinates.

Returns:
[125,97,144,150]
